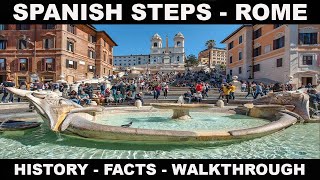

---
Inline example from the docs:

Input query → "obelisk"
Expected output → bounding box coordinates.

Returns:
[163,35,170,64]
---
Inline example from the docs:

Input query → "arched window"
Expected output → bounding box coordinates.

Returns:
[177,41,181,47]
[177,56,180,61]
[153,42,158,47]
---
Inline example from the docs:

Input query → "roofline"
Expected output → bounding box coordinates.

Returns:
[97,31,118,46]
[220,24,252,43]
[199,47,226,53]
[114,54,150,57]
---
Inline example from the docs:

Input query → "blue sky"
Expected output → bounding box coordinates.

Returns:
[95,25,241,56]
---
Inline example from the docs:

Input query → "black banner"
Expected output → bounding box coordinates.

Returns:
[0,159,318,177]
[0,0,319,24]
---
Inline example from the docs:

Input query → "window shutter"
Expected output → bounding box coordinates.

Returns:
[42,58,46,71]
[28,58,32,71]
[93,36,96,43]
[93,52,96,59]
[273,40,276,50]
[49,39,54,49]
[88,50,90,57]
[66,59,69,68]
[52,59,56,71]
[66,42,69,50]
[74,61,77,69]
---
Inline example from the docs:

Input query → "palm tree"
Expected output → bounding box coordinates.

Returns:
[205,40,216,69]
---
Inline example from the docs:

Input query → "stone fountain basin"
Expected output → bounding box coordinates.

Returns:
[64,111,297,142]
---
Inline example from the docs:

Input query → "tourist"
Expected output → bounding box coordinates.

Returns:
[241,82,247,92]
[184,91,193,104]
[273,83,282,92]
[114,91,124,104]
[229,83,236,100]
[254,83,264,99]
[1,77,15,103]
[78,90,91,105]
[194,91,203,103]
[153,84,161,100]
[245,83,254,98]
[222,84,231,105]
[163,83,169,99]
[308,89,320,116]
[69,90,80,104]
[218,84,225,100]
[135,92,144,105]
[17,81,27,102]
[100,82,106,96]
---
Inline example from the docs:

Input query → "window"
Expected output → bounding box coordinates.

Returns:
[0,58,6,70]
[104,68,106,74]
[18,40,27,49]
[276,58,283,67]
[153,42,158,47]
[104,54,106,62]
[19,58,28,71]
[177,41,181,47]
[88,50,96,59]
[229,56,233,64]
[239,35,243,44]
[228,41,234,49]
[302,56,313,65]
[44,38,54,49]
[253,64,260,72]
[119,63,122,66]
[0,40,7,49]
[45,58,55,71]
[138,61,141,65]
[177,56,180,61]
[16,24,30,30]
[229,70,233,76]
[238,52,242,60]
[42,24,55,29]
[0,24,8,30]
[104,40,106,47]
[253,28,262,39]
[239,67,242,74]
[109,59,112,65]
[88,65,95,72]
[274,24,283,29]
[273,36,285,50]
[299,33,318,45]
[67,24,76,34]
[88,35,96,43]
[253,46,261,57]
[66,60,77,69]
[67,41,74,52]
[264,45,271,53]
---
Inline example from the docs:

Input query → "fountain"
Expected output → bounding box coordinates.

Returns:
[150,103,214,120]
[2,86,317,144]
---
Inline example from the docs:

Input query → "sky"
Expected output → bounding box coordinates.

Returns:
[95,24,241,56]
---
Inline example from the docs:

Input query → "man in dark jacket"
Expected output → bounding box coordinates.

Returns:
[1,78,15,103]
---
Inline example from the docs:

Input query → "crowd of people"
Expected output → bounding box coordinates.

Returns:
[0,71,319,117]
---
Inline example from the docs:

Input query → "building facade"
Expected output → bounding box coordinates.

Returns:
[114,55,150,67]
[0,24,117,84]
[221,24,320,87]
[198,47,227,68]
[114,32,185,68]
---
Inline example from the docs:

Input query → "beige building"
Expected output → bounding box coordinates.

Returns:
[198,47,227,68]
[0,24,117,84]
[221,24,320,88]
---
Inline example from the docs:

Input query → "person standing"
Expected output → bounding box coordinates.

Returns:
[163,83,169,99]
[222,84,231,105]
[254,83,264,99]
[245,83,254,98]
[1,77,15,103]
[229,83,236,100]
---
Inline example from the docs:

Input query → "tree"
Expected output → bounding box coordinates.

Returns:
[205,40,216,68]
[185,54,199,67]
